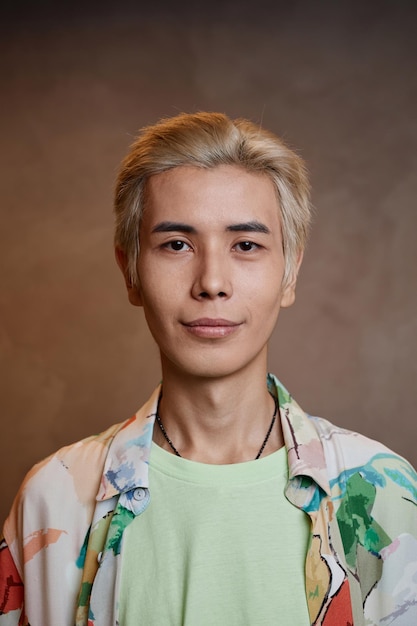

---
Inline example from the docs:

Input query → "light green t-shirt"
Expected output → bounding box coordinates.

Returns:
[119,442,310,625]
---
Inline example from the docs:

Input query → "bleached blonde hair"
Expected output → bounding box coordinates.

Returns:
[114,111,311,286]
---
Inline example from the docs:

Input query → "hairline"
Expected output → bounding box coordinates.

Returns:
[114,112,311,289]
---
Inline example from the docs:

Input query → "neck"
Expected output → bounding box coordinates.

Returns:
[153,361,284,464]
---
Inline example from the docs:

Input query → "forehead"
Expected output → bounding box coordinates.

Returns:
[144,164,281,226]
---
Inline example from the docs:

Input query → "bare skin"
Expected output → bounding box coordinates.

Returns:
[116,165,302,464]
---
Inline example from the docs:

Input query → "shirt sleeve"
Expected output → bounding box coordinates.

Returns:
[0,537,26,625]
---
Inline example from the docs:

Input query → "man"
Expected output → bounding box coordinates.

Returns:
[1,112,416,625]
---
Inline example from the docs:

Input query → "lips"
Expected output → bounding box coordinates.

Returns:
[183,318,241,338]
[185,318,238,327]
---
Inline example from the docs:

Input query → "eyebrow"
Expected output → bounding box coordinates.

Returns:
[151,220,271,235]
[152,221,197,234]
[226,221,271,234]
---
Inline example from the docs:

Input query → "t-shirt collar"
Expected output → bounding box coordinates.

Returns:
[96,374,330,502]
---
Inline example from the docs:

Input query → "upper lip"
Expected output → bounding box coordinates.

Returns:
[184,318,240,327]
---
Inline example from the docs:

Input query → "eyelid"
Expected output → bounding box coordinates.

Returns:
[233,240,262,252]
[161,238,192,252]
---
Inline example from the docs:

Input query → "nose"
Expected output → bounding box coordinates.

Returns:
[191,249,232,300]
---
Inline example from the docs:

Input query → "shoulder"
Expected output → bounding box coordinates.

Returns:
[2,418,131,563]
[309,413,416,478]
[21,419,130,506]
[3,384,161,552]
[310,413,417,537]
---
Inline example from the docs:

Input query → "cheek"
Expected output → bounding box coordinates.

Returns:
[141,292,169,320]
[139,284,177,335]
[249,273,283,307]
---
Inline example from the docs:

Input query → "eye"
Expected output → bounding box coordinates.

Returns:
[235,241,259,252]
[164,240,191,252]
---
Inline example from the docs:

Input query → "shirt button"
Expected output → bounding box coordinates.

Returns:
[133,487,147,501]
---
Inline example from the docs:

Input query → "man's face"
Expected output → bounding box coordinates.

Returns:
[122,164,298,380]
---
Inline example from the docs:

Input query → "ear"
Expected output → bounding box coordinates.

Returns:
[114,247,143,307]
[280,250,304,308]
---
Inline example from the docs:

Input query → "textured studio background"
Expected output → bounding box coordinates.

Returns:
[1,1,417,524]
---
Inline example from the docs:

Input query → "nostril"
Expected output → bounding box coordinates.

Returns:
[198,291,227,299]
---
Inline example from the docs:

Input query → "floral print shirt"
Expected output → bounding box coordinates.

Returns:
[1,374,416,625]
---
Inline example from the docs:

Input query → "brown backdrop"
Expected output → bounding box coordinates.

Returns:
[1,1,417,525]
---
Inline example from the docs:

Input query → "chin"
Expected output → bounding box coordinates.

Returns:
[164,351,263,381]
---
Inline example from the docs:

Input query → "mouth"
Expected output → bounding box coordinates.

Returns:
[182,318,242,338]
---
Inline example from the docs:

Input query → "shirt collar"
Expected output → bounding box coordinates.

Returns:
[268,374,330,497]
[96,375,330,502]
[96,386,159,501]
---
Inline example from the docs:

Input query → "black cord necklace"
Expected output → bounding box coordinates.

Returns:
[155,393,279,460]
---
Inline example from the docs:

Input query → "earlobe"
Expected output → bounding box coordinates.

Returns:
[114,247,143,307]
[280,282,296,308]
[280,250,304,309]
